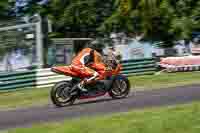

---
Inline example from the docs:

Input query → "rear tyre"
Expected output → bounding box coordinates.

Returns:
[108,76,130,99]
[50,81,77,107]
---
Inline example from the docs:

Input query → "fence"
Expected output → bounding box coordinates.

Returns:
[121,58,157,76]
[0,69,70,91]
[0,58,156,91]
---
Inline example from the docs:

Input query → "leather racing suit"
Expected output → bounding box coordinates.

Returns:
[71,48,107,88]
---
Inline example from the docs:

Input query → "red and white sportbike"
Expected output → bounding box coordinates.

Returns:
[50,55,130,107]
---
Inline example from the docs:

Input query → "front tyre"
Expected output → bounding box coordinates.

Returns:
[50,81,77,107]
[108,75,130,99]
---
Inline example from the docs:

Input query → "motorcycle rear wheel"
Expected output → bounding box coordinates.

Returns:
[50,81,77,107]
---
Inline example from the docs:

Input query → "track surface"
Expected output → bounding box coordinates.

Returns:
[1,84,200,130]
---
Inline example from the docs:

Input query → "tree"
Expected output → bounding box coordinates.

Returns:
[0,0,10,19]
[11,0,200,46]
[46,0,115,37]
[97,0,133,33]
[99,0,171,40]
[168,0,200,40]
[10,0,48,16]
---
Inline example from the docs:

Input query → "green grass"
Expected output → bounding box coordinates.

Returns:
[129,72,200,90]
[0,87,49,110]
[4,102,200,133]
[1,72,200,110]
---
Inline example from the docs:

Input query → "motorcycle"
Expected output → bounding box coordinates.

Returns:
[50,54,130,107]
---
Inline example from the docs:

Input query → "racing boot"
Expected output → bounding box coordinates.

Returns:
[78,72,99,92]
[77,82,87,92]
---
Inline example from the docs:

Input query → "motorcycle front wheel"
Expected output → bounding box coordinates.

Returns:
[108,76,130,99]
[50,81,77,107]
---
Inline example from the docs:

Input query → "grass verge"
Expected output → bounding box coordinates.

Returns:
[1,72,200,110]
[4,102,200,133]
[129,72,200,90]
[0,87,49,110]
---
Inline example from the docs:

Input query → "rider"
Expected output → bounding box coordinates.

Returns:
[70,40,107,92]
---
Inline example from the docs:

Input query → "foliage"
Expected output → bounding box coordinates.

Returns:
[168,0,200,40]
[5,0,200,45]
[11,0,49,16]
[47,0,115,37]
[0,0,10,18]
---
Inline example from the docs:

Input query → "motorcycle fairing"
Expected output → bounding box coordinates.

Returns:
[51,66,80,77]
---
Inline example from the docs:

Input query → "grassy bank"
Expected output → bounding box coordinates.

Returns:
[4,102,200,133]
[1,72,200,110]
[129,72,200,90]
[0,88,49,110]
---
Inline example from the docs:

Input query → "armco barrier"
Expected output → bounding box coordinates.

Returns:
[0,69,70,91]
[121,58,157,76]
[0,58,156,91]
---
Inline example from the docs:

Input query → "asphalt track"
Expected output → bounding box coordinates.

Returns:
[1,84,200,130]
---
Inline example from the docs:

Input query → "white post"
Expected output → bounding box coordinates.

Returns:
[35,16,44,68]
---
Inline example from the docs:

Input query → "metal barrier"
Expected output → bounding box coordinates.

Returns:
[0,58,156,91]
[0,69,70,91]
[121,58,157,76]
